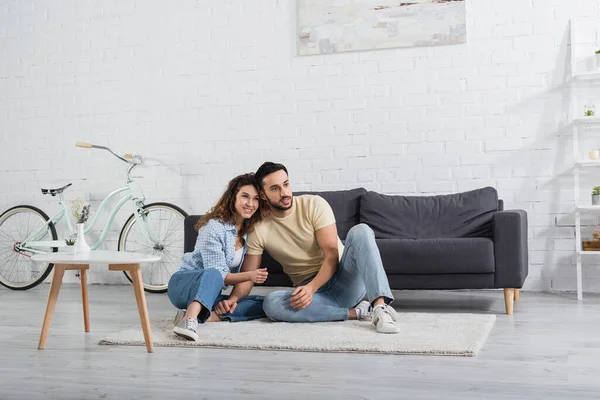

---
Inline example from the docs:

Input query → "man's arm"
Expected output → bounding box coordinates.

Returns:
[309,223,339,290]
[228,254,263,302]
[290,223,339,309]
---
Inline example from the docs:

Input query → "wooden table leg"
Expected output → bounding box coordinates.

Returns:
[109,263,154,353]
[131,265,154,353]
[80,268,90,332]
[38,265,66,350]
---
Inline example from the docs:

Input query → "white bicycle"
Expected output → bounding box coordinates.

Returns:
[0,142,188,293]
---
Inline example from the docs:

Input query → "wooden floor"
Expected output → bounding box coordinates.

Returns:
[0,284,599,400]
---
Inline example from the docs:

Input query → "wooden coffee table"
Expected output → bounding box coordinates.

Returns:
[31,250,161,353]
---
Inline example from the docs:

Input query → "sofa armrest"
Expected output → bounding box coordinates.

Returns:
[493,210,529,288]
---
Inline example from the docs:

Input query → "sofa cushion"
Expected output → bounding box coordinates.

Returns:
[360,187,498,239]
[295,187,366,239]
[377,238,495,274]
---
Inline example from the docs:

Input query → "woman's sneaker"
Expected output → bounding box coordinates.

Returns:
[372,304,399,334]
[173,318,199,341]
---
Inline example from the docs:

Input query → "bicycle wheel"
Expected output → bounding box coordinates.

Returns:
[118,202,188,293]
[0,205,58,290]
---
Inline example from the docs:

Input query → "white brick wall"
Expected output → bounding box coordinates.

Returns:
[2,0,600,292]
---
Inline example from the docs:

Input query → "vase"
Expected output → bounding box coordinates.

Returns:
[65,246,76,255]
[596,53,600,70]
[593,195,600,206]
[75,223,91,253]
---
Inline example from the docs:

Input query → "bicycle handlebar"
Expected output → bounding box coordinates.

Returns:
[75,142,141,165]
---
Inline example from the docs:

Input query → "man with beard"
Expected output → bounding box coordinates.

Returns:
[214,162,399,334]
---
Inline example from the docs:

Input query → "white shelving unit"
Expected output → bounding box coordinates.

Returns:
[570,19,600,301]
[573,71,600,81]
[574,117,600,125]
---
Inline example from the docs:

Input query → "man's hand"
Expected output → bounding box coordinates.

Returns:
[249,268,268,284]
[290,285,316,309]
[214,299,237,315]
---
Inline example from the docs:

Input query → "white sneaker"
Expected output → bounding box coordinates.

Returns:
[354,300,373,321]
[372,304,399,334]
[173,317,199,341]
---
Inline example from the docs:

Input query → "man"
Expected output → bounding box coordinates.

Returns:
[215,162,399,333]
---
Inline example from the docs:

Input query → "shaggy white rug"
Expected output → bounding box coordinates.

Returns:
[99,313,496,356]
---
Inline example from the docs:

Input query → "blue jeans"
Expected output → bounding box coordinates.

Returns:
[262,224,394,322]
[168,268,266,323]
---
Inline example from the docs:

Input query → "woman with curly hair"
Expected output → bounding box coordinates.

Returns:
[168,173,268,341]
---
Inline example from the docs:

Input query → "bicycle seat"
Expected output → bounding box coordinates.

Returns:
[41,183,72,196]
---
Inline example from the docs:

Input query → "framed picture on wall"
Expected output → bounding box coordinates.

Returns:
[297,0,467,55]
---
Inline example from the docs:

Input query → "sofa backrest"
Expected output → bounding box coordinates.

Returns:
[360,186,498,239]
[184,216,201,253]
[295,187,367,240]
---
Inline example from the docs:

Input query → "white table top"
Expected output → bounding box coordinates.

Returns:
[31,250,161,264]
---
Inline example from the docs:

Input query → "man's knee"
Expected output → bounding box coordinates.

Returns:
[347,223,374,242]
[263,291,290,321]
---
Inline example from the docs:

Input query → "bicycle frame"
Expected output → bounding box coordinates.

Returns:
[16,178,160,255]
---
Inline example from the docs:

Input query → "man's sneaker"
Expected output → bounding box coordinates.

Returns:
[372,304,399,334]
[173,309,185,327]
[173,317,199,341]
[354,300,373,321]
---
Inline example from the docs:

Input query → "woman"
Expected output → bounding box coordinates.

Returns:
[168,173,268,341]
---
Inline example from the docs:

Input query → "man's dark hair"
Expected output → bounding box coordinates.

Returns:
[255,162,288,188]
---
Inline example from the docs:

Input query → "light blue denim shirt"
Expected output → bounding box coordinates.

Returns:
[179,219,247,288]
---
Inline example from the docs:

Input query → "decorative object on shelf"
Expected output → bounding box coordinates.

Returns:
[64,237,76,255]
[589,150,600,159]
[584,104,596,117]
[592,186,600,205]
[70,198,91,254]
[582,240,600,251]
[596,49,600,70]
[582,229,600,251]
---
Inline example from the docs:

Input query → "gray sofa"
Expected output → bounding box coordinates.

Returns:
[183,186,528,314]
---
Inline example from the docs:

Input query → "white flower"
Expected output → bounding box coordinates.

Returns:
[69,198,91,224]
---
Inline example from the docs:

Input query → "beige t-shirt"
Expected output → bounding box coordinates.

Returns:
[247,195,344,286]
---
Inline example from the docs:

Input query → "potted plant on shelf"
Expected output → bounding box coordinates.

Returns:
[65,237,76,255]
[585,108,596,117]
[592,186,600,205]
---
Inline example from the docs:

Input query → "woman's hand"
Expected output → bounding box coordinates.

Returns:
[248,268,268,283]
[214,299,237,315]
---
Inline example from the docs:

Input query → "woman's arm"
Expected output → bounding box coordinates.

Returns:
[194,221,229,280]
[228,254,263,302]
[214,254,264,316]
[223,267,267,286]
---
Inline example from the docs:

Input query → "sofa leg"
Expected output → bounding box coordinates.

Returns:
[504,288,515,315]
[514,289,520,302]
